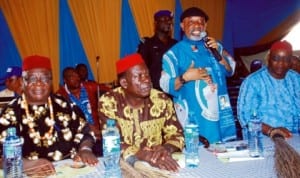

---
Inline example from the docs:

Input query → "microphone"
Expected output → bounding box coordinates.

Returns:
[96,56,100,83]
[200,31,223,62]
[96,56,100,98]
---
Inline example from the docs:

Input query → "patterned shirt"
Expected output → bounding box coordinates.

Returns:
[238,67,300,137]
[98,87,184,160]
[0,94,95,161]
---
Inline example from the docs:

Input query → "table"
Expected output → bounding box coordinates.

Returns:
[2,135,298,178]
[173,135,300,178]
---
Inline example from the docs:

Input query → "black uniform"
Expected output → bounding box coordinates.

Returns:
[138,35,177,90]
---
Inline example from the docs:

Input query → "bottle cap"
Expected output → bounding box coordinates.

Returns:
[107,119,116,127]
[7,127,16,136]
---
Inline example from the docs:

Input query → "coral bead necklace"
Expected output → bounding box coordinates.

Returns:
[22,94,55,146]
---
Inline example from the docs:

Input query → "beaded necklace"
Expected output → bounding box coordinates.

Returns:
[22,94,55,146]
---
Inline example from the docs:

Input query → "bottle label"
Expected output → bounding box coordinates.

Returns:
[184,124,198,138]
[4,145,15,158]
[4,145,22,159]
[248,120,261,132]
[103,135,120,155]
[4,138,23,159]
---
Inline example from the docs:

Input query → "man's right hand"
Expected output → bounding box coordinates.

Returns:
[23,158,56,177]
[183,61,210,82]
[135,146,180,172]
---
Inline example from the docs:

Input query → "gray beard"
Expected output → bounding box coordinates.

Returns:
[189,35,202,41]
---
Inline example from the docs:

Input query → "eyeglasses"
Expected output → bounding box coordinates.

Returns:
[23,75,52,85]
[270,55,292,62]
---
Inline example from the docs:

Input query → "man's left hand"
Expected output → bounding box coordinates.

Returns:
[74,149,99,166]
[270,127,292,139]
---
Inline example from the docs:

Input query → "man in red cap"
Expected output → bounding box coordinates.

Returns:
[98,53,184,172]
[137,9,177,91]
[0,55,98,177]
[238,41,300,139]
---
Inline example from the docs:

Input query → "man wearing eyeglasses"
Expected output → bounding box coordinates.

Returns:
[237,41,300,139]
[0,55,98,177]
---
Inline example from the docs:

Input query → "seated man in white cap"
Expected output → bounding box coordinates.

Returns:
[0,55,98,177]
[0,66,23,97]
[98,53,184,172]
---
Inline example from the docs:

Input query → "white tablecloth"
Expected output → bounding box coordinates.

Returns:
[173,135,300,178]
[42,135,300,178]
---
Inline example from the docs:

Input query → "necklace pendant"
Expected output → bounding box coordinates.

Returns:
[33,137,40,144]
[28,121,35,128]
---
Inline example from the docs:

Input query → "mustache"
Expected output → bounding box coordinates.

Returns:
[191,28,201,32]
[140,82,152,89]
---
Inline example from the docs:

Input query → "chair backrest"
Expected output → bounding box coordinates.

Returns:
[0,97,15,114]
[250,59,264,73]
[227,77,244,140]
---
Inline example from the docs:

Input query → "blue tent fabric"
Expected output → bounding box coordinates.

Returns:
[0,0,299,86]
[59,0,94,84]
[120,0,140,58]
[223,0,300,54]
[0,9,22,90]
[174,0,183,41]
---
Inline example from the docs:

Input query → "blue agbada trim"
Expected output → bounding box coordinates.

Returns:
[68,86,94,124]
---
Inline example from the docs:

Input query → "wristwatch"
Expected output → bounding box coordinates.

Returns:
[179,75,186,84]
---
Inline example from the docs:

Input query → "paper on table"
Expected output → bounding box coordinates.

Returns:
[216,150,264,163]
[48,161,96,177]
[0,162,95,178]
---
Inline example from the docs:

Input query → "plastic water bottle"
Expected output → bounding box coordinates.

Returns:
[248,111,263,157]
[3,127,23,178]
[102,119,122,178]
[184,116,200,168]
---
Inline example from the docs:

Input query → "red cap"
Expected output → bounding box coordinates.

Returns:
[22,55,52,71]
[270,40,292,53]
[116,53,145,74]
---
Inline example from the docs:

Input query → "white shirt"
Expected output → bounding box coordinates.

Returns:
[0,88,15,97]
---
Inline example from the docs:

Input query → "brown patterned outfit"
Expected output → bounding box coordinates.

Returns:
[98,87,184,160]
